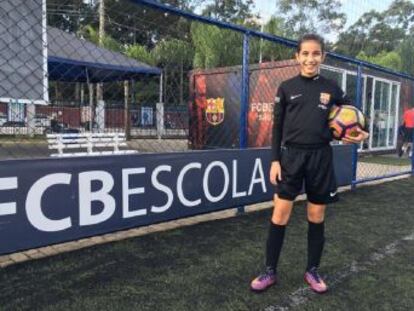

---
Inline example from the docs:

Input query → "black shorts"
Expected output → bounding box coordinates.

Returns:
[275,144,338,204]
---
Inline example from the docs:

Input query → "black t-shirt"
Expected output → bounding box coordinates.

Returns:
[272,74,351,161]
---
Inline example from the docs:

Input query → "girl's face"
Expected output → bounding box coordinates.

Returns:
[295,40,325,77]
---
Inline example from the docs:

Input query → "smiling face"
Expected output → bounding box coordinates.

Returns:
[295,40,325,77]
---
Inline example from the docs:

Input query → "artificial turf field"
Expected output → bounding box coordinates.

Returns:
[1,178,413,311]
[359,155,411,167]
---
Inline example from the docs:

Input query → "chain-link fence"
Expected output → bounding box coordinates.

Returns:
[0,0,413,184]
[354,67,414,182]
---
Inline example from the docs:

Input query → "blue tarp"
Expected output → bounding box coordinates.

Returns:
[47,27,161,82]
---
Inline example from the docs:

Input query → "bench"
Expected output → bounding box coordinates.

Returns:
[47,132,138,157]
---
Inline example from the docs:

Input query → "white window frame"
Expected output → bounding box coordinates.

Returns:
[369,77,401,151]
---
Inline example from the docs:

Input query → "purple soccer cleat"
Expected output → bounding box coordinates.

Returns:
[304,267,328,294]
[250,268,277,292]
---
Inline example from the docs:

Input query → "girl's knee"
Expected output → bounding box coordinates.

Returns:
[271,209,292,225]
[271,198,294,225]
[307,214,325,223]
[271,215,290,226]
[307,203,326,223]
[307,210,325,223]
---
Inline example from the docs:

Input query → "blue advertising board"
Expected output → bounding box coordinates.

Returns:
[0,146,352,255]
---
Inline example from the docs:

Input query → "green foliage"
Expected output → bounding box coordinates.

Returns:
[78,25,123,52]
[202,0,257,23]
[335,0,414,57]
[398,36,414,75]
[153,39,194,105]
[47,0,94,32]
[85,0,195,47]
[124,44,157,66]
[383,0,414,32]
[158,0,205,11]
[153,39,194,67]
[260,17,294,62]
[133,78,160,105]
[277,0,346,39]
[191,22,243,68]
[357,50,402,71]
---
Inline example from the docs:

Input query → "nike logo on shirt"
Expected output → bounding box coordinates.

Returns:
[290,94,302,100]
[330,191,337,197]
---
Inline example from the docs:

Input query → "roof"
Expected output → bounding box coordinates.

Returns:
[47,27,161,82]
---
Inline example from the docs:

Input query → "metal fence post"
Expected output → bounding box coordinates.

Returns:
[237,32,250,215]
[240,32,250,149]
[351,64,363,189]
[411,129,414,175]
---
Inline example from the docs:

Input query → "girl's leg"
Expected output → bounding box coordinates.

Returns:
[266,195,294,270]
[251,195,293,291]
[306,202,326,270]
[305,202,329,293]
[271,195,295,225]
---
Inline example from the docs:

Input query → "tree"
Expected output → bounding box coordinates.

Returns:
[153,39,193,67]
[191,22,244,68]
[259,16,295,62]
[86,0,199,47]
[398,36,414,75]
[79,25,123,52]
[159,0,206,11]
[153,39,194,105]
[125,44,157,66]
[335,0,414,57]
[335,10,405,57]
[276,0,346,39]
[192,0,268,68]
[201,0,257,23]
[191,14,295,69]
[123,44,159,106]
[357,51,402,72]
[382,0,414,33]
[47,0,95,32]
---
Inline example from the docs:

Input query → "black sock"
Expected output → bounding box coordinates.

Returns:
[265,222,286,273]
[307,221,325,271]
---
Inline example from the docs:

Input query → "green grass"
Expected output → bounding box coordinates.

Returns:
[359,155,411,166]
[1,178,414,310]
[303,242,414,311]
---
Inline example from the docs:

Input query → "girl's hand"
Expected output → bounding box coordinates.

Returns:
[270,161,282,185]
[342,128,369,144]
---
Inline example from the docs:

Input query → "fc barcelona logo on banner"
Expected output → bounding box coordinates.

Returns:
[206,98,225,126]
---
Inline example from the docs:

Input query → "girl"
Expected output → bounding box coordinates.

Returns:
[250,34,369,294]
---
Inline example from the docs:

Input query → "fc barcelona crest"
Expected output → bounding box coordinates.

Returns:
[320,92,331,105]
[206,97,225,126]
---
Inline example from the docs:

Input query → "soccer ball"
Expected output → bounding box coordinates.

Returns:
[328,105,366,140]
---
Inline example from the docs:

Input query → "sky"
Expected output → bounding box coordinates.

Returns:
[254,0,395,40]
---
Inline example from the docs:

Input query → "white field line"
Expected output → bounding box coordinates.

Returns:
[264,232,414,311]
